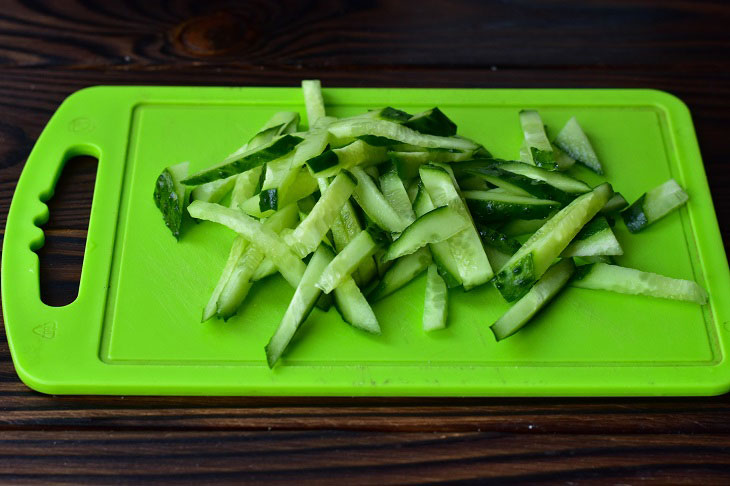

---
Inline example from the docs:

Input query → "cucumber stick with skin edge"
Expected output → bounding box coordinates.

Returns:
[413,185,463,288]
[571,263,708,305]
[316,229,381,294]
[328,118,479,152]
[519,110,557,170]
[368,247,433,302]
[476,225,521,255]
[383,206,470,262]
[187,201,306,288]
[301,79,326,127]
[404,107,457,137]
[240,168,318,218]
[494,183,613,302]
[498,162,591,195]
[265,245,333,368]
[622,179,689,233]
[561,216,623,258]
[491,259,576,341]
[350,166,409,233]
[153,161,189,240]
[285,170,357,257]
[333,278,381,334]
[419,164,493,289]
[388,150,474,180]
[601,192,629,214]
[423,264,448,331]
[202,236,248,322]
[380,165,416,226]
[307,139,388,178]
[554,117,604,174]
[463,190,560,223]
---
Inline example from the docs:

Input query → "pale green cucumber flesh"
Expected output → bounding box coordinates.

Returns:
[423,264,448,331]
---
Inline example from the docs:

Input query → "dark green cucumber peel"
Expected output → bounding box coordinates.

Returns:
[182,134,304,185]
[476,225,522,255]
[258,188,278,212]
[463,167,575,205]
[464,194,560,223]
[306,149,338,174]
[378,107,412,123]
[493,253,535,302]
[621,195,648,233]
[404,107,457,137]
[573,216,610,241]
[153,168,186,239]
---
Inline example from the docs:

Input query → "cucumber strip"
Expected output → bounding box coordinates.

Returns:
[404,107,457,137]
[302,79,326,127]
[383,206,469,262]
[423,264,448,331]
[500,218,548,237]
[153,161,189,240]
[256,111,300,136]
[388,150,474,179]
[215,204,300,319]
[561,216,623,257]
[498,161,591,194]
[350,166,409,233]
[554,117,603,174]
[622,179,689,233]
[328,118,479,152]
[412,184,462,288]
[202,236,249,322]
[187,201,306,288]
[182,134,304,186]
[333,278,381,334]
[251,258,277,281]
[380,164,416,226]
[463,190,560,223]
[316,229,381,294]
[406,179,421,204]
[229,166,264,209]
[477,225,522,255]
[265,244,333,368]
[601,192,629,214]
[353,107,412,123]
[494,183,613,302]
[519,110,557,170]
[240,168,318,218]
[369,247,433,302]
[491,259,575,341]
[419,164,493,289]
[571,263,708,305]
[307,139,388,178]
[484,246,513,271]
[191,174,237,203]
[286,170,357,258]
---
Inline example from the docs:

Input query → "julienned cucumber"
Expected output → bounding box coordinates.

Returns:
[519,110,557,170]
[265,244,333,368]
[571,263,708,304]
[463,190,560,223]
[404,107,457,137]
[368,247,433,302]
[494,183,613,302]
[153,161,189,239]
[316,229,382,294]
[622,179,689,233]
[306,139,388,177]
[561,216,623,258]
[351,166,409,233]
[423,264,448,331]
[389,150,474,180]
[333,278,381,334]
[554,117,603,174]
[380,163,416,226]
[302,79,326,127]
[383,206,470,262]
[491,259,575,341]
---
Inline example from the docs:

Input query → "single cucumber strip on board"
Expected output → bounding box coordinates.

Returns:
[202,236,248,322]
[494,183,613,302]
[519,110,557,170]
[182,134,304,186]
[316,229,382,294]
[302,79,326,127]
[153,161,189,239]
[368,247,433,302]
[379,164,416,226]
[419,164,493,289]
[622,179,689,233]
[571,263,708,305]
[328,118,479,152]
[383,206,470,262]
[265,244,333,368]
[187,201,306,288]
[491,259,576,341]
[601,192,629,214]
[404,107,457,137]
[333,278,381,334]
[561,216,623,257]
[351,166,409,233]
[412,184,462,289]
[285,170,357,257]
[423,264,448,331]
[463,190,560,223]
[554,116,603,174]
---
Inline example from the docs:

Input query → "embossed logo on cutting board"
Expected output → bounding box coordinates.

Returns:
[33,321,57,339]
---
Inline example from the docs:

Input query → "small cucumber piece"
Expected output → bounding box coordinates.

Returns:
[476,225,522,255]
[561,216,623,257]
[333,278,381,334]
[463,190,560,223]
[554,117,603,174]
[571,263,708,305]
[202,235,248,322]
[307,139,388,178]
[404,107,457,137]
[621,179,688,233]
[369,247,433,302]
[423,264,448,331]
[301,79,325,127]
[379,163,416,226]
[153,161,189,239]
[316,229,381,294]
[383,206,469,262]
[191,174,237,204]
[491,259,575,341]
[519,110,557,170]
[351,166,409,233]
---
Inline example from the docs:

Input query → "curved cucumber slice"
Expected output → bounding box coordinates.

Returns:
[463,190,560,223]
[383,206,469,262]
[333,278,381,334]
[571,263,707,305]
[494,183,613,302]
[554,117,603,174]
[423,264,448,331]
[622,179,688,233]
[519,110,557,170]
[491,259,575,341]
[561,216,623,257]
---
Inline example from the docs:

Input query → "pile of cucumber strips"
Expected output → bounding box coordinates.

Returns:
[153,80,707,368]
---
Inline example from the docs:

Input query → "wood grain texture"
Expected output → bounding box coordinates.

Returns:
[1,0,730,483]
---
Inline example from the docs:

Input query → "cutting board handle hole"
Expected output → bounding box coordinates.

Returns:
[36,155,98,307]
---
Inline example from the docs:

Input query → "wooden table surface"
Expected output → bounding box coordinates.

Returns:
[2,0,730,483]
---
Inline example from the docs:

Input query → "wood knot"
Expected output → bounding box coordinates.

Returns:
[172,11,256,56]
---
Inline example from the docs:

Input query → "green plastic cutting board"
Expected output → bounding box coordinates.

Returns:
[3,86,730,396]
